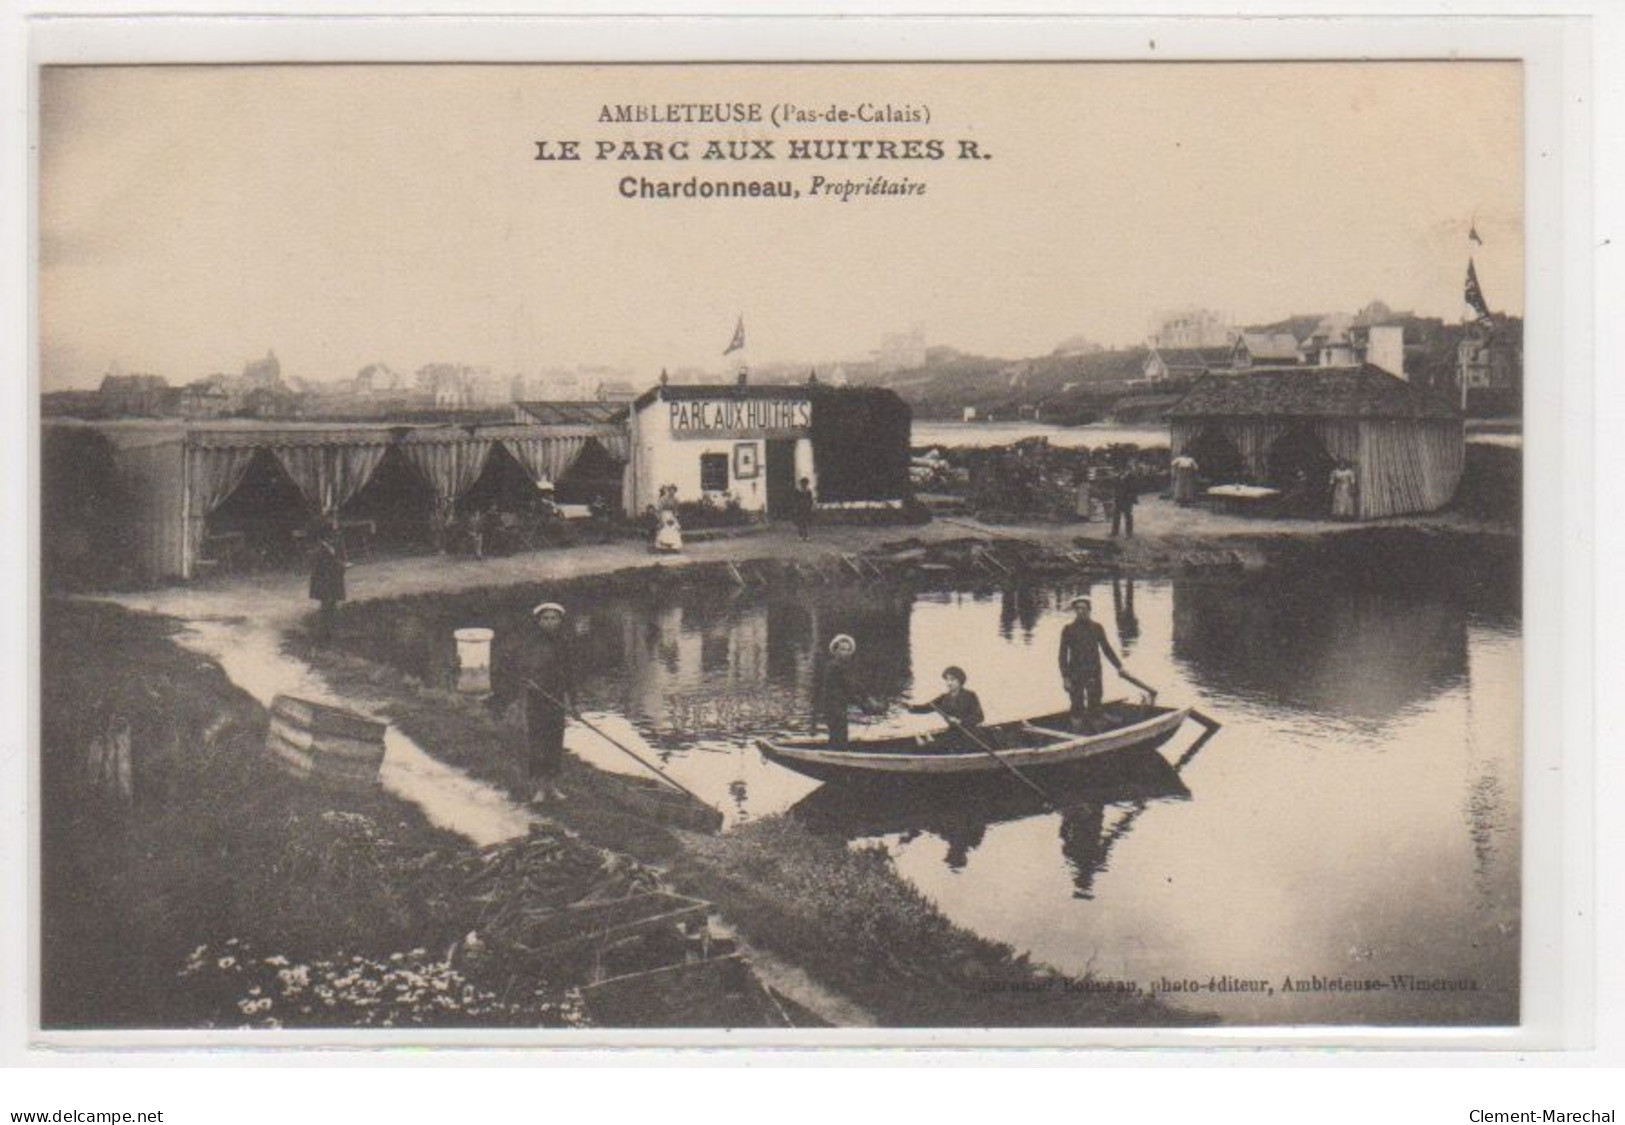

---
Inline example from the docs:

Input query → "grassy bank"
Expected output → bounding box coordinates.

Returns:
[298,611,1204,1028]
[670,818,1198,1027]
[42,601,642,1030]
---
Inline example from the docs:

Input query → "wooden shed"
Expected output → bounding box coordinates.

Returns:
[1166,364,1464,520]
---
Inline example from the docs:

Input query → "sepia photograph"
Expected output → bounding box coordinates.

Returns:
[34,58,1529,1039]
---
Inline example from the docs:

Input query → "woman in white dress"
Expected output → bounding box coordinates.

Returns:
[654,508,684,553]
[1171,453,1200,505]
[1330,461,1358,520]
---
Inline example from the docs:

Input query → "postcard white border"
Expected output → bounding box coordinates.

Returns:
[1,6,1605,1064]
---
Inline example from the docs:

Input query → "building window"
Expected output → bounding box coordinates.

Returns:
[699,452,729,492]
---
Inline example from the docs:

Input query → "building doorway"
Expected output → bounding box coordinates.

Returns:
[765,439,797,517]
[1187,427,1246,485]
[1266,427,1335,516]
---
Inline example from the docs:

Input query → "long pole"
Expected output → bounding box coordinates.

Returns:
[931,704,1058,810]
[1117,669,1158,703]
[525,681,711,806]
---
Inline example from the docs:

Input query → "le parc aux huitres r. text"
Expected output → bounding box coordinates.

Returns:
[532,137,992,163]
[533,137,992,202]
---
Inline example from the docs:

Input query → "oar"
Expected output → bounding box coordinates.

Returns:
[931,703,1059,811]
[1189,708,1222,733]
[524,682,710,806]
[1117,669,1158,703]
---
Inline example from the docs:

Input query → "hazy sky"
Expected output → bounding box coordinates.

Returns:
[39,62,1523,390]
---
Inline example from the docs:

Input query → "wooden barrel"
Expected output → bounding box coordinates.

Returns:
[266,695,387,787]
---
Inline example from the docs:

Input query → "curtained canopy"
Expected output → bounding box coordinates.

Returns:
[503,434,591,486]
[398,439,494,537]
[270,444,389,515]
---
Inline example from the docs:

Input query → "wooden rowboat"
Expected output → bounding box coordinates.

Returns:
[755,700,1190,783]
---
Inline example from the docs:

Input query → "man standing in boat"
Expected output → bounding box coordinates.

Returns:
[1058,595,1129,730]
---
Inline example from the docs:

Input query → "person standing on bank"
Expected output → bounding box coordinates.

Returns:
[1111,466,1138,538]
[1074,466,1094,522]
[1330,460,1359,521]
[1170,452,1200,506]
[792,477,816,542]
[308,519,348,643]
[501,602,577,806]
[1058,595,1128,730]
[813,633,877,748]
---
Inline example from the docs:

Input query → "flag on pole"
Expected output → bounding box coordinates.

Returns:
[723,316,746,356]
[1468,221,1483,246]
[1464,258,1494,329]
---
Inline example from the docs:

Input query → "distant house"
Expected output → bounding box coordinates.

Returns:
[1229,332,1303,369]
[242,349,282,389]
[513,400,629,426]
[1455,329,1522,414]
[98,374,171,416]
[1148,306,1234,349]
[1168,364,1463,519]
[595,380,639,403]
[178,382,230,418]
[1299,314,1359,366]
[1456,331,1520,393]
[41,390,105,418]
[354,362,400,394]
[1142,346,1233,382]
[238,386,303,419]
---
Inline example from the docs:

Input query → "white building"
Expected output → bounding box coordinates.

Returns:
[624,379,912,518]
[626,382,818,517]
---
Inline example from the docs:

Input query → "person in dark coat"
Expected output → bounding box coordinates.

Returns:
[812,633,873,748]
[1110,468,1138,538]
[308,520,348,643]
[1058,595,1127,730]
[907,665,986,734]
[496,601,577,805]
[791,478,816,541]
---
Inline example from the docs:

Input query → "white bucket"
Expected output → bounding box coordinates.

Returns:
[454,627,494,694]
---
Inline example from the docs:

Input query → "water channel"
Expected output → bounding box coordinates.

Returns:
[340,542,1521,1025]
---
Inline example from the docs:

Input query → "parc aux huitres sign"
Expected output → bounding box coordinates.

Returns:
[667,397,812,440]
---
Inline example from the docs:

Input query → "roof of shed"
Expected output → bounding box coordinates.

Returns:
[1167,364,1461,421]
[514,400,629,425]
[1235,332,1303,360]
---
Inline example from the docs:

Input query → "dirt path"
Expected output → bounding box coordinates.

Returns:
[102,501,1509,626]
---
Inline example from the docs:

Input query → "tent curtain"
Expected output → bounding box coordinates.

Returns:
[596,432,631,462]
[184,446,260,574]
[400,440,494,538]
[270,444,387,515]
[502,436,588,485]
[188,446,260,517]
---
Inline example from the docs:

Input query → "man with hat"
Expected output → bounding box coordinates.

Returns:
[1110,465,1139,538]
[307,518,348,644]
[812,633,877,748]
[499,601,576,804]
[1058,594,1126,730]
